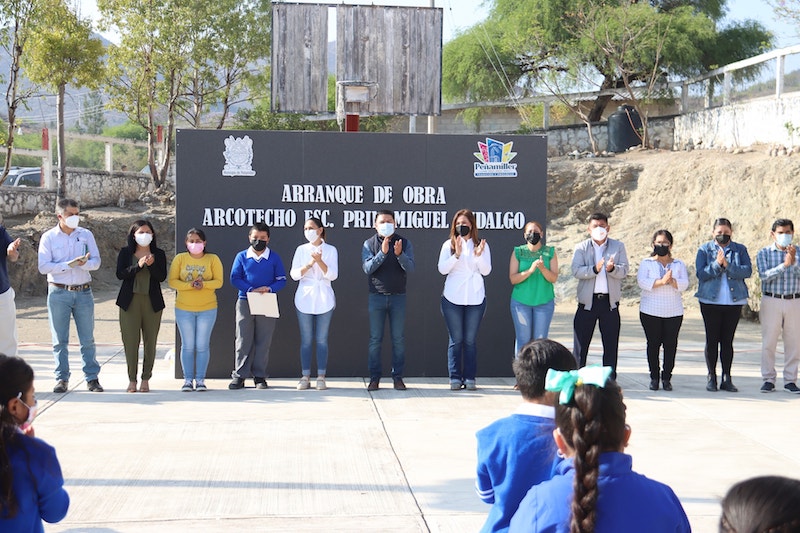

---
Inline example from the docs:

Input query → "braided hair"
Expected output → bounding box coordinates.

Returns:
[555,380,627,533]
[0,354,35,518]
[720,475,800,533]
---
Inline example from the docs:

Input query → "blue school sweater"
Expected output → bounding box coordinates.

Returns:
[230,248,287,299]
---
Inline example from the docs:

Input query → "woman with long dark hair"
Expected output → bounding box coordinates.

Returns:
[0,354,69,530]
[437,209,491,390]
[510,366,690,532]
[116,220,167,393]
[695,218,752,392]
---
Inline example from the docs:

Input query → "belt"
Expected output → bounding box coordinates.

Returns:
[764,292,800,300]
[593,293,609,299]
[50,283,91,292]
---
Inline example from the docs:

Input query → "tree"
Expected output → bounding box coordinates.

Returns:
[75,91,107,135]
[0,0,43,186]
[443,0,773,124]
[24,1,105,199]
[176,0,272,129]
[98,0,197,189]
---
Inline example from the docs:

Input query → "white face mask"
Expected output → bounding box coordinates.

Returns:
[64,214,80,229]
[17,393,37,431]
[378,222,395,238]
[135,233,153,246]
[304,229,320,243]
[590,226,608,242]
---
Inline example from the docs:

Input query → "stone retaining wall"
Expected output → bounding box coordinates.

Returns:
[1,169,152,216]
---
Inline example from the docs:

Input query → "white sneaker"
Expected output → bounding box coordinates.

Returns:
[316,378,327,390]
[297,376,311,390]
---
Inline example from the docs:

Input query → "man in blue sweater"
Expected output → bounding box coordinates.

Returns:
[229,222,287,389]
[362,210,415,391]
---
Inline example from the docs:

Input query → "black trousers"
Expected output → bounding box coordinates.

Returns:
[699,303,742,378]
[573,294,620,375]
[639,312,683,381]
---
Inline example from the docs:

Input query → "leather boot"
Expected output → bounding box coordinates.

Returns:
[720,374,738,392]
[706,374,718,392]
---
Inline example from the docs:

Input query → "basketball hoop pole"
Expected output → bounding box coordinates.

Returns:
[345,114,359,132]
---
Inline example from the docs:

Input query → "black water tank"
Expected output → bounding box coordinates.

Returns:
[607,105,643,152]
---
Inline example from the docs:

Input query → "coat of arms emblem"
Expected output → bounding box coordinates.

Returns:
[222,135,256,176]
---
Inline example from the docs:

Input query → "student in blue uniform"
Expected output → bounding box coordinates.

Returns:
[0,354,69,532]
[475,339,577,533]
[509,365,690,533]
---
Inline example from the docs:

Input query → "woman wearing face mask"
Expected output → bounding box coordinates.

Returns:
[0,354,70,531]
[509,221,559,358]
[695,218,752,393]
[637,230,689,391]
[116,220,167,393]
[290,218,338,390]
[168,228,224,392]
[438,209,492,390]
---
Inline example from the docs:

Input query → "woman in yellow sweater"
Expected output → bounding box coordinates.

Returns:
[168,228,224,391]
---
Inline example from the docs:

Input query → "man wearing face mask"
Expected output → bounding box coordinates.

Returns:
[571,212,629,377]
[362,209,415,391]
[756,218,800,394]
[229,222,287,390]
[38,199,103,393]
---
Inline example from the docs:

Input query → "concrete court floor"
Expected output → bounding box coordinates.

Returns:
[15,301,800,532]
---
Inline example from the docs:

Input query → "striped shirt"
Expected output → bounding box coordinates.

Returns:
[756,243,800,296]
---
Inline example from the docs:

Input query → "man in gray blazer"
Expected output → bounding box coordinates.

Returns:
[571,213,629,377]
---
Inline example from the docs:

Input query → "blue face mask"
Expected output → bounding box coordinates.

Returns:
[776,233,793,248]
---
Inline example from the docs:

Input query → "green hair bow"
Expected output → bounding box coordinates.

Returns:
[545,365,613,405]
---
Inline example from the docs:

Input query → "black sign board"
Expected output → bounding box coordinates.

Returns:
[175,130,547,378]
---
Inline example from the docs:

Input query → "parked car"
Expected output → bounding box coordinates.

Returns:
[3,167,42,187]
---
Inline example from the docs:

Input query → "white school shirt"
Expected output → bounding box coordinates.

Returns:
[592,239,609,294]
[290,241,338,315]
[437,238,492,305]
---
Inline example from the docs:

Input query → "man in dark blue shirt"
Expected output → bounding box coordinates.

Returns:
[0,216,21,356]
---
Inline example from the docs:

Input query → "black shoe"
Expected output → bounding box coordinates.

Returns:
[87,379,104,392]
[393,377,407,390]
[53,380,68,393]
[761,382,775,393]
[649,379,659,391]
[254,378,268,390]
[662,379,673,391]
[367,378,380,391]
[720,376,738,392]
[228,377,245,390]
[706,375,718,392]
[784,382,800,394]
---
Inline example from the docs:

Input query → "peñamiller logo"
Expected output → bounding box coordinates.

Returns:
[473,137,518,178]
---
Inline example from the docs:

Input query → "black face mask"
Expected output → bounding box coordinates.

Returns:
[456,224,471,237]
[653,244,670,257]
[526,232,541,246]
[250,239,267,252]
[715,234,731,245]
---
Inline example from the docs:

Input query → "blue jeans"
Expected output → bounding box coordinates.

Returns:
[296,308,333,375]
[441,296,486,382]
[368,293,406,379]
[47,286,100,382]
[175,308,218,381]
[510,298,556,356]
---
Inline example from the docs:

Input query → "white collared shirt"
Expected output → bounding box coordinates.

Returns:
[290,241,338,314]
[592,239,609,293]
[514,402,555,418]
[247,246,270,262]
[38,225,100,285]
[437,238,492,305]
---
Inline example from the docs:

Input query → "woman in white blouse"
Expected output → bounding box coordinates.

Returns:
[290,217,338,390]
[637,229,689,392]
[437,209,492,390]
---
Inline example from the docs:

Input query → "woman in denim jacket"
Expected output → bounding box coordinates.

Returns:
[695,218,752,393]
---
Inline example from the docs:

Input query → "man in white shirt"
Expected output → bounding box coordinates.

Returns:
[571,212,629,377]
[38,199,103,393]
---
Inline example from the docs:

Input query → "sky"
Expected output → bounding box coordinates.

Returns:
[75,0,799,47]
